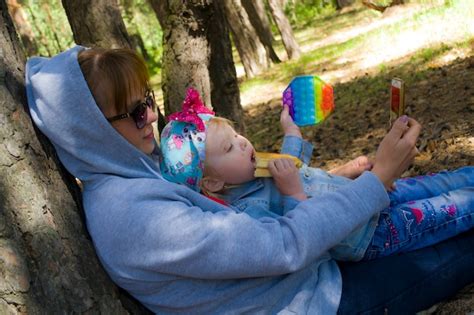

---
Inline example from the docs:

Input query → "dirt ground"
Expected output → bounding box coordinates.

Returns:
[244,55,473,176]
[242,54,474,314]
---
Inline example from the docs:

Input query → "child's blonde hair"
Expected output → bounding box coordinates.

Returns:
[203,116,234,178]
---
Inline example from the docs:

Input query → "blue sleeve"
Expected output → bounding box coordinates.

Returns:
[282,196,300,214]
[281,135,313,165]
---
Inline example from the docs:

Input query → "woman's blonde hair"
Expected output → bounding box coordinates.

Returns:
[78,48,149,115]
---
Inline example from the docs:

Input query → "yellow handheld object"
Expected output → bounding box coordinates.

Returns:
[254,152,303,177]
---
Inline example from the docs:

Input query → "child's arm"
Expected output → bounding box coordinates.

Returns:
[328,155,374,179]
[280,105,313,164]
[268,158,307,202]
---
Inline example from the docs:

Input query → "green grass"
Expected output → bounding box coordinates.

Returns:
[240,0,474,94]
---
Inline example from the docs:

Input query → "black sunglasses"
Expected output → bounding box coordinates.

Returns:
[107,90,156,129]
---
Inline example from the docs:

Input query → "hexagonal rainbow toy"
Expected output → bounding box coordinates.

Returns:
[282,76,335,127]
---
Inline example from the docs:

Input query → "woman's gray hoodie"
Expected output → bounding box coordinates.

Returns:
[26,46,389,314]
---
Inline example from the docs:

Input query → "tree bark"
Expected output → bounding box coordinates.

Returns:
[161,0,245,132]
[267,0,301,60]
[0,2,139,313]
[241,0,280,63]
[223,0,270,78]
[335,0,355,10]
[148,0,168,29]
[207,1,245,132]
[6,0,37,56]
[61,0,132,49]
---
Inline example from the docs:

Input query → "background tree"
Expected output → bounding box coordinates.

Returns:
[159,0,245,131]
[61,0,132,49]
[6,0,37,56]
[241,0,280,63]
[207,1,244,131]
[223,0,270,78]
[148,0,167,28]
[0,1,143,313]
[335,0,355,10]
[267,0,301,60]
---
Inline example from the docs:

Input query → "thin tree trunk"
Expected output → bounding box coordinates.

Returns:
[222,0,270,78]
[148,0,167,29]
[241,0,280,63]
[161,0,245,132]
[6,0,37,56]
[208,1,245,132]
[0,2,132,313]
[62,0,166,132]
[267,0,301,60]
[335,0,355,10]
[61,0,132,49]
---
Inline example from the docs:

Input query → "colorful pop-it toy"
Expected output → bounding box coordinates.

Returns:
[282,76,334,126]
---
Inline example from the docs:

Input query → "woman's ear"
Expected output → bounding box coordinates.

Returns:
[201,176,225,193]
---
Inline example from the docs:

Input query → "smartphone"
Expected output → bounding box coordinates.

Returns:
[390,78,405,126]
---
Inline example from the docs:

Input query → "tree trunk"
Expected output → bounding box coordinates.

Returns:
[208,1,245,133]
[6,0,37,56]
[267,0,301,60]
[0,2,139,313]
[61,0,132,49]
[241,0,280,63]
[222,0,270,78]
[161,0,245,132]
[335,0,355,10]
[62,0,166,132]
[148,0,168,28]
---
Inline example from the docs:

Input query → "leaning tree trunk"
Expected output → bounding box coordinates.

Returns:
[222,0,270,78]
[0,3,135,313]
[148,0,168,29]
[267,0,301,60]
[6,0,37,56]
[61,0,132,49]
[62,0,166,132]
[160,0,245,132]
[207,1,245,133]
[241,0,280,63]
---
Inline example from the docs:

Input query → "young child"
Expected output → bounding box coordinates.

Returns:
[160,88,474,261]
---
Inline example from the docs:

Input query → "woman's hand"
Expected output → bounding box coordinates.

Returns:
[281,105,302,138]
[269,158,307,201]
[371,116,421,190]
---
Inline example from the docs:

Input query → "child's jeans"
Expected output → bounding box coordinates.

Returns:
[363,166,474,260]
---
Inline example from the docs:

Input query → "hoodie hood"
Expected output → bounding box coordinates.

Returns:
[25,45,161,184]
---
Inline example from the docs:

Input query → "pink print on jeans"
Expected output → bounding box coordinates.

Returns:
[411,207,424,224]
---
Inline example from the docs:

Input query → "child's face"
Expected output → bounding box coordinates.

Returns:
[205,123,256,185]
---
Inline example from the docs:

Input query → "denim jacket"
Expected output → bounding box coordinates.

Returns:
[219,135,380,261]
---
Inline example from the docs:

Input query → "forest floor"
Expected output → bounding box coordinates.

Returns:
[240,0,473,180]
[238,1,473,313]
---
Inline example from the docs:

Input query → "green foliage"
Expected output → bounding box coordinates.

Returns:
[119,0,163,76]
[22,0,74,57]
[285,0,337,29]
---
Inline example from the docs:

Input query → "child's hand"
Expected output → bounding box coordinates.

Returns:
[281,105,302,138]
[328,155,373,179]
[268,158,307,201]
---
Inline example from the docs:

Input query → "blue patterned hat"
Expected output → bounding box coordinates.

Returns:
[159,88,215,191]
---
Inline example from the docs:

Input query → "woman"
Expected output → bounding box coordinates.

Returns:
[26,46,474,314]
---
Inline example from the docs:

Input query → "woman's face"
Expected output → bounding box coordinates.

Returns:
[104,91,158,155]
